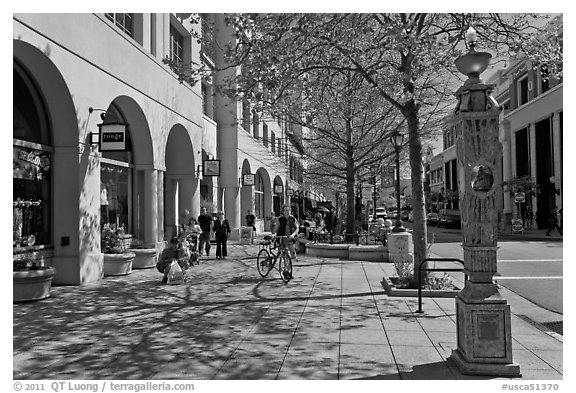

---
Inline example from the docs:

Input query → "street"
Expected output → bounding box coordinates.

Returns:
[416,223,563,319]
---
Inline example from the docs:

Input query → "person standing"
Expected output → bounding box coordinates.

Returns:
[524,205,534,230]
[213,212,231,260]
[197,207,213,257]
[545,206,562,237]
[246,210,256,233]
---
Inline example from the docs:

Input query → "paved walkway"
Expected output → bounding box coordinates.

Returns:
[13,242,562,380]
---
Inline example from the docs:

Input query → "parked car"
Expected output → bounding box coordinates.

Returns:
[426,212,439,226]
[374,207,388,220]
[438,209,461,229]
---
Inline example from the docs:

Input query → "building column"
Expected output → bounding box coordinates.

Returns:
[164,176,179,241]
[224,185,241,239]
[551,112,562,209]
[143,168,158,247]
[501,134,513,230]
[157,170,165,244]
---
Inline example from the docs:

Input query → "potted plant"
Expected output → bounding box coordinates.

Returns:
[102,227,135,276]
[13,256,55,303]
[127,238,157,269]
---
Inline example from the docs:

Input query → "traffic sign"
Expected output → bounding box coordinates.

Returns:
[512,219,523,232]
[514,192,525,203]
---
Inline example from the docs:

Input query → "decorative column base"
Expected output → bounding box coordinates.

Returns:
[449,296,521,377]
[386,232,413,265]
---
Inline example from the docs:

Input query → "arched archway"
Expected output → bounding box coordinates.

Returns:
[164,124,198,240]
[273,176,285,217]
[100,96,155,244]
[240,159,254,226]
[13,40,91,285]
[255,168,272,230]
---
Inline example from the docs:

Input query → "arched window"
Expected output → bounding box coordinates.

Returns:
[254,172,264,218]
[100,105,133,232]
[13,63,52,248]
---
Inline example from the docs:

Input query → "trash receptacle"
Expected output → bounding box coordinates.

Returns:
[240,226,254,244]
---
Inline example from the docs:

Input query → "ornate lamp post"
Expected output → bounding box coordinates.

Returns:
[389,131,405,232]
[449,27,520,377]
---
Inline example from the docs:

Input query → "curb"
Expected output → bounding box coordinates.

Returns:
[380,275,461,298]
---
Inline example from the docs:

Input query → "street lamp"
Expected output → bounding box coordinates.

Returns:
[389,131,405,232]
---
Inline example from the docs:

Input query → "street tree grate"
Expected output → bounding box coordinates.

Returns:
[540,321,563,336]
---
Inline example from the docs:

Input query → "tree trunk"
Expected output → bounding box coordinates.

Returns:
[404,102,428,285]
[345,120,356,237]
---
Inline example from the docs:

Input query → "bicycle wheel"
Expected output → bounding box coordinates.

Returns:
[257,248,273,277]
[278,252,293,283]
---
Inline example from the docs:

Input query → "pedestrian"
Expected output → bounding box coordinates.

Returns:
[246,210,256,233]
[270,211,279,233]
[156,237,188,284]
[213,212,231,260]
[197,207,213,257]
[324,209,334,235]
[524,205,534,230]
[545,206,562,237]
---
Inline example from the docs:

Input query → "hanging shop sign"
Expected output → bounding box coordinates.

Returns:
[287,189,294,196]
[99,123,126,151]
[203,159,221,177]
[13,147,51,181]
[242,173,255,186]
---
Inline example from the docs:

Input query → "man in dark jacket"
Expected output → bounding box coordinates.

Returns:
[197,207,213,257]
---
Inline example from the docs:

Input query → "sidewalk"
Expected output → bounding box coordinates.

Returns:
[13,242,562,380]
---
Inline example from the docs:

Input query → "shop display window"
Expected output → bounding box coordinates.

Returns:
[13,145,51,248]
[13,64,52,249]
[101,163,130,232]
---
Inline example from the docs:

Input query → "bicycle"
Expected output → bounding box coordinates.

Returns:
[256,235,293,283]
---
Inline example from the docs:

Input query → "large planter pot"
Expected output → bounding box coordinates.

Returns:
[13,267,55,303]
[103,252,135,276]
[127,248,157,269]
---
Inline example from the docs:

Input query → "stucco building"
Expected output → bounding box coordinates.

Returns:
[13,13,316,286]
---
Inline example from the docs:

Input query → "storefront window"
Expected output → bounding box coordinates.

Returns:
[13,64,51,249]
[101,163,130,231]
[255,172,264,218]
[13,145,51,247]
[100,105,132,233]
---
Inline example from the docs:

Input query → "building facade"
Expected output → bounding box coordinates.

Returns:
[13,13,311,286]
[427,56,562,229]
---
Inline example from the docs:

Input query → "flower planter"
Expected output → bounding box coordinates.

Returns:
[13,267,55,303]
[103,252,135,276]
[127,248,157,269]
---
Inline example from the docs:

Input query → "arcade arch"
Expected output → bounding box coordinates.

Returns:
[164,124,198,240]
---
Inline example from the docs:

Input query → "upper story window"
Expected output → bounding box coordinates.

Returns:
[263,123,269,147]
[278,138,282,157]
[201,14,216,63]
[517,74,529,107]
[170,26,184,64]
[105,13,134,38]
[540,64,550,94]
[271,132,276,153]
[252,110,260,139]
